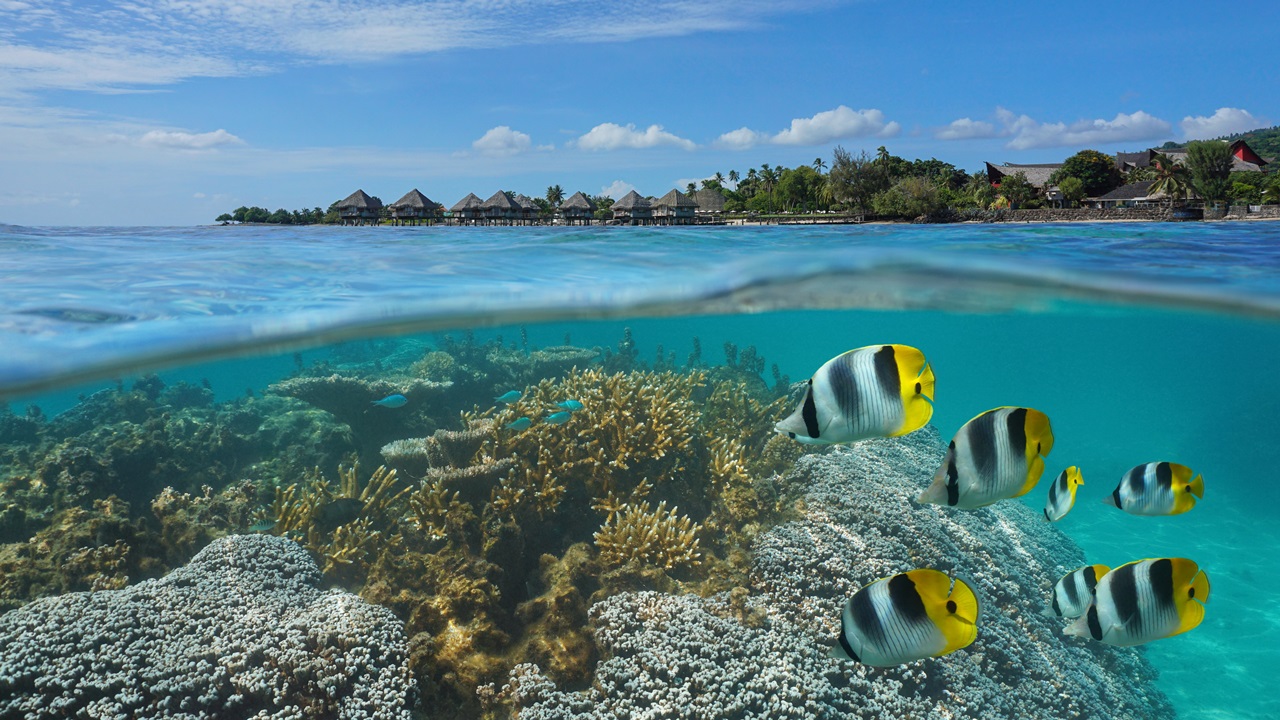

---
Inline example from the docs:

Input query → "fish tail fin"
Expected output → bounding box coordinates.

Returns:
[1188,473,1205,499]
[1024,408,1054,456]
[1101,490,1120,509]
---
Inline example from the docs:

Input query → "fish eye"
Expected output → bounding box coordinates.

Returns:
[946,600,957,613]
[807,378,813,385]
[1189,588,1196,599]
[1185,485,1191,493]
[914,382,922,394]
[788,432,797,439]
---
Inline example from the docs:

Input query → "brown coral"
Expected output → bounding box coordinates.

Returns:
[593,500,702,571]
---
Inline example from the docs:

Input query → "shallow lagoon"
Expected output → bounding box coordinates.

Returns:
[1,223,1278,719]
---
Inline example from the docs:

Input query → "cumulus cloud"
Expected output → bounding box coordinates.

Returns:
[471,126,534,156]
[138,128,244,150]
[575,123,696,151]
[714,107,899,150]
[997,108,1171,150]
[599,180,636,199]
[1181,108,1267,140]
[935,117,1000,141]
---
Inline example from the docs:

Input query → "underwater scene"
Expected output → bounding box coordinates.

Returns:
[1,223,1279,720]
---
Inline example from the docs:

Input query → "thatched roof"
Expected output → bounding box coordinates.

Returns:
[561,192,597,211]
[389,189,437,210]
[612,190,650,210]
[1092,180,1158,201]
[513,194,538,211]
[985,163,1061,189]
[482,191,518,210]
[450,193,484,212]
[653,189,698,209]
[692,189,726,212]
[337,189,382,210]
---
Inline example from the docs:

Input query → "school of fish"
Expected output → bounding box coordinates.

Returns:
[774,344,1211,667]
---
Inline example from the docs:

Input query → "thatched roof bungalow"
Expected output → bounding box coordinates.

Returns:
[651,189,697,225]
[388,189,442,225]
[559,192,597,225]
[336,189,383,225]
[481,191,520,225]
[693,189,726,218]
[984,163,1061,190]
[612,190,652,225]
[514,194,539,224]
[450,193,484,225]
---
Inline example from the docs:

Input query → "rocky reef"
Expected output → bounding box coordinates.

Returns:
[501,428,1175,720]
[0,534,413,719]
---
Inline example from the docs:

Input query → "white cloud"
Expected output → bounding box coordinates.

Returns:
[772,106,900,145]
[599,180,636,199]
[935,117,1000,141]
[1181,108,1267,140]
[138,128,244,150]
[575,123,696,151]
[471,126,534,157]
[999,108,1172,150]
[714,127,769,150]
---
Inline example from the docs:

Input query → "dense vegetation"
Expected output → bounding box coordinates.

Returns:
[216,134,1280,224]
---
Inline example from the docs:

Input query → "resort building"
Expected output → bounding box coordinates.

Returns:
[387,189,442,225]
[558,192,597,225]
[985,162,1065,207]
[336,189,383,225]
[1089,180,1162,209]
[650,189,698,225]
[449,193,484,225]
[692,189,726,221]
[481,191,520,225]
[1116,140,1270,174]
[611,191,653,225]
[514,194,540,224]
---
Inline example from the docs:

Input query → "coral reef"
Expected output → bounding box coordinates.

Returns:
[503,428,1175,719]
[593,500,702,572]
[0,534,413,719]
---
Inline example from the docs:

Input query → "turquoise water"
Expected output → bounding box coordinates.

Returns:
[2,222,1279,718]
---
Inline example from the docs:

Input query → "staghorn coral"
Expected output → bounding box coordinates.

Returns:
[593,500,702,572]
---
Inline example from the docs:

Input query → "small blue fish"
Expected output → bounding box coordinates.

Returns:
[248,520,277,533]
[506,417,532,430]
[495,390,522,404]
[556,400,584,411]
[544,411,572,425]
[371,394,408,408]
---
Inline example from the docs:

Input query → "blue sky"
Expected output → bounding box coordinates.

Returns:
[2,0,1277,225]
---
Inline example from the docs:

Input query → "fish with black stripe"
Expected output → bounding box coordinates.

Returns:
[1103,462,1204,516]
[1065,558,1210,646]
[828,569,979,667]
[1043,466,1084,522]
[918,407,1055,509]
[1044,564,1110,619]
[775,344,935,445]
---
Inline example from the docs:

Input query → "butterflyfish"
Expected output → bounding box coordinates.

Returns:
[1046,564,1110,619]
[505,417,532,430]
[495,390,522,404]
[1103,462,1203,516]
[829,569,979,667]
[1044,466,1084,522]
[371,394,408,408]
[775,344,935,445]
[1065,558,1210,646]
[556,400,584,411]
[544,411,572,425]
[918,407,1054,509]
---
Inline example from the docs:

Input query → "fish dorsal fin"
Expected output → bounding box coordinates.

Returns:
[890,345,934,437]
[1091,564,1112,582]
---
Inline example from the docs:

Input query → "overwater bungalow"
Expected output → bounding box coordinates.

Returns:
[449,193,484,225]
[559,192,597,225]
[692,189,726,221]
[513,194,539,225]
[651,189,697,226]
[481,191,520,226]
[611,190,652,225]
[336,189,383,225]
[387,189,442,226]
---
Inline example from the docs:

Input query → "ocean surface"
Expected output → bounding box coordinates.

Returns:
[1,221,1278,719]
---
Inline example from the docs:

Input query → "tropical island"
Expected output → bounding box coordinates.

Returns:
[216,128,1280,227]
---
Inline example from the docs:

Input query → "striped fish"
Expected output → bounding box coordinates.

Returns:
[775,344,935,445]
[1045,564,1110,619]
[1044,466,1084,522]
[1065,558,1210,646]
[1103,462,1203,516]
[918,407,1054,509]
[829,569,979,667]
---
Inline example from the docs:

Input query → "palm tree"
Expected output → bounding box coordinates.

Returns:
[760,166,779,212]
[1147,153,1193,208]
[813,157,826,174]
[728,169,739,186]
[876,146,890,167]
[714,172,724,186]
[686,182,697,195]
[545,185,564,207]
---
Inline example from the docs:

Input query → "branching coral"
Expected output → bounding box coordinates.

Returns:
[593,501,702,572]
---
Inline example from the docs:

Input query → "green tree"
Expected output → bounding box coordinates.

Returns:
[871,176,943,219]
[826,145,890,213]
[1057,176,1086,207]
[813,157,826,174]
[1262,177,1280,204]
[1050,149,1121,196]
[777,165,823,212]
[997,172,1036,209]
[1147,152,1193,207]
[1185,140,1234,205]
[1231,182,1261,205]
[215,213,233,223]
[545,185,564,206]
[727,169,740,186]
